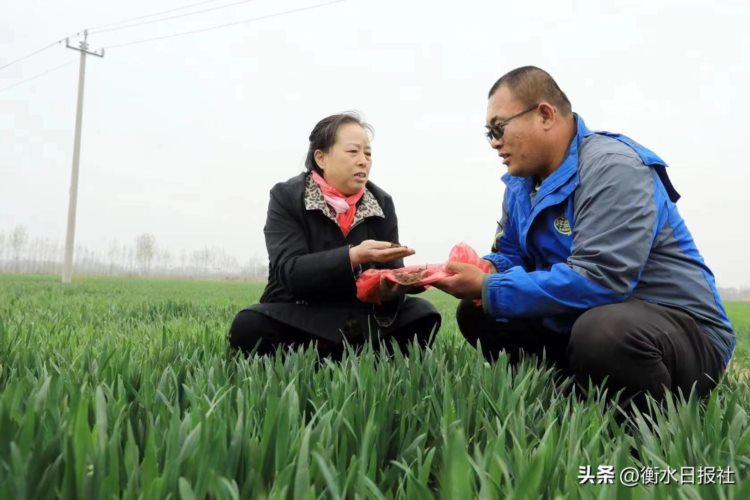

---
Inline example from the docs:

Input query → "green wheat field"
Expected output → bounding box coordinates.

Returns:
[1,274,749,499]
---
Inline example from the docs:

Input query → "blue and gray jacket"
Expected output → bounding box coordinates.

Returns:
[481,115,735,366]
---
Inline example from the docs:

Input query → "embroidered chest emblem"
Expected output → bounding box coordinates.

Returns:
[554,215,572,235]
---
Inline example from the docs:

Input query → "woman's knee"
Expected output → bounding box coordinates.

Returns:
[389,312,441,351]
[400,298,442,343]
[228,309,269,352]
[416,313,441,345]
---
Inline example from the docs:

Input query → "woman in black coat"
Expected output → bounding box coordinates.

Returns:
[228,113,441,357]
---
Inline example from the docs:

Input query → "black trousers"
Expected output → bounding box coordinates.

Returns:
[229,307,441,358]
[457,298,725,409]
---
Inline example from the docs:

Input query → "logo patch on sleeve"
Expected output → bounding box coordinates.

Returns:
[554,215,572,235]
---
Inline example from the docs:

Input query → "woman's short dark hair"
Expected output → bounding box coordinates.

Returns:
[305,112,374,174]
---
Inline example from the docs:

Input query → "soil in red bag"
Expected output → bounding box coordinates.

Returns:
[356,242,492,305]
[356,265,449,305]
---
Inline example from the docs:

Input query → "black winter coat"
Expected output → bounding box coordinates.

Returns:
[249,172,436,342]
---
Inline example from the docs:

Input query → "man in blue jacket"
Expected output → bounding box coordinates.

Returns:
[434,66,735,408]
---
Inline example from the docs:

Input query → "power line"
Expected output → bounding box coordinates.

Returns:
[1,0,346,90]
[91,0,260,35]
[105,0,346,50]
[0,59,77,94]
[0,0,241,71]
[87,0,228,32]
[0,40,65,72]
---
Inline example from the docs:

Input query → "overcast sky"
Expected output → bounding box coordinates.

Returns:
[1,0,749,287]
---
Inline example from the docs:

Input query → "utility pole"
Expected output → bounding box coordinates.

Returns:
[62,30,103,284]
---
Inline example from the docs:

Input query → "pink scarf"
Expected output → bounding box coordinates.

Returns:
[311,171,365,236]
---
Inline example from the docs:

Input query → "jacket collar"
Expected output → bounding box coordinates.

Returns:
[499,115,680,203]
[500,115,590,255]
[592,128,680,202]
[303,173,385,227]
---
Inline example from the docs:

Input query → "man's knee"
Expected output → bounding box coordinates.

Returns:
[567,303,636,375]
[455,299,484,340]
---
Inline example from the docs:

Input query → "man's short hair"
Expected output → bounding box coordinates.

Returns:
[488,66,572,116]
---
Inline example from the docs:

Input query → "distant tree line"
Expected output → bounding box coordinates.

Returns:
[719,287,750,302]
[0,225,267,280]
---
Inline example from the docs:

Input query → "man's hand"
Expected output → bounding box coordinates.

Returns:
[432,262,487,300]
[350,240,415,267]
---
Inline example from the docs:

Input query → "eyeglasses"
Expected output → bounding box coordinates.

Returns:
[485,104,538,143]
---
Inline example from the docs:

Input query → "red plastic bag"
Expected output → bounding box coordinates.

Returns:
[356,265,449,305]
[447,242,492,306]
[356,242,491,305]
[447,242,493,272]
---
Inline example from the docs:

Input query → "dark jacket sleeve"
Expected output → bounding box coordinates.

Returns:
[264,183,355,299]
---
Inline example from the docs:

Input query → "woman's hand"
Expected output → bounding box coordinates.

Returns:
[350,240,415,267]
[379,277,427,302]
